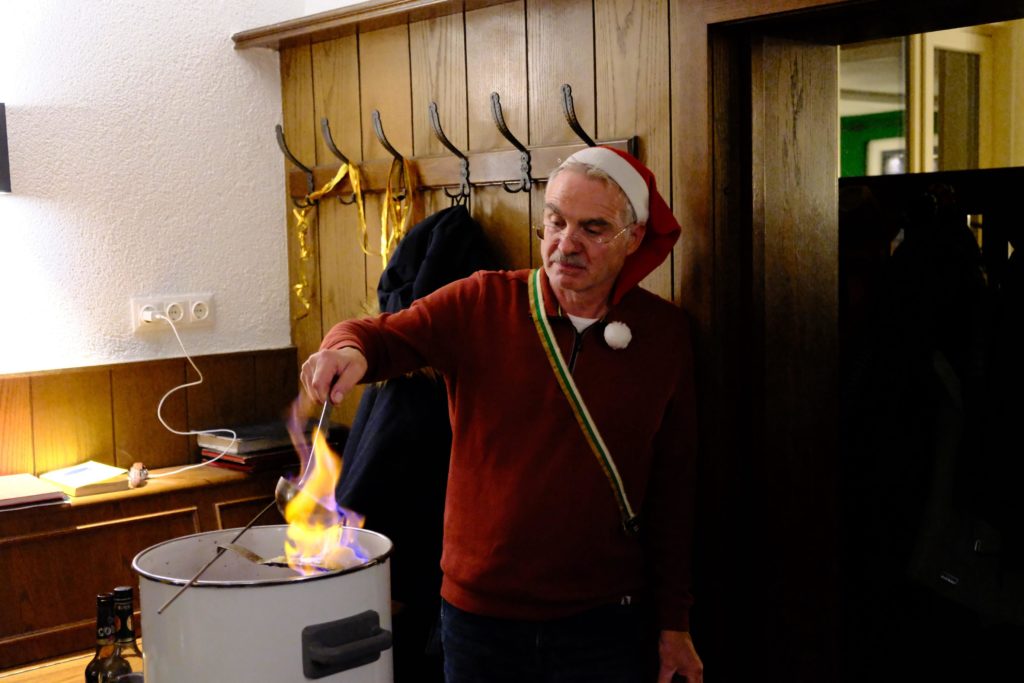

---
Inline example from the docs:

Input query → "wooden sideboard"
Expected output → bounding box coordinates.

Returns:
[0,466,287,670]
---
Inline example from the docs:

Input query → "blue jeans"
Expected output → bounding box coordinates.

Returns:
[440,599,656,682]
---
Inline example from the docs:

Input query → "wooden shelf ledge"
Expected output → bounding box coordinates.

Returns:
[232,0,510,51]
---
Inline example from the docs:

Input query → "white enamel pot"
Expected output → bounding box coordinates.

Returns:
[132,525,393,682]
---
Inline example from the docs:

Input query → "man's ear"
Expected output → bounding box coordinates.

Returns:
[625,222,646,256]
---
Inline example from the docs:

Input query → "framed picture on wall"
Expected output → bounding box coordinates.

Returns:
[866,137,906,175]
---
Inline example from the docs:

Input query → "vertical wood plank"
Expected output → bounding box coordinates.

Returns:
[31,369,114,474]
[753,35,840,683]
[0,378,33,475]
[252,349,300,424]
[111,360,189,470]
[466,1,531,269]
[350,25,414,427]
[281,45,323,367]
[672,1,712,316]
[313,39,367,324]
[595,0,673,300]
[411,14,468,157]
[527,0,595,268]
[411,13,468,212]
[186,355,257,435]
[312,36,368,428]
[527,0,595,146]
[360,24,414,292]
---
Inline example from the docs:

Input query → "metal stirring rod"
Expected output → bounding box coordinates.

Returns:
[156,498,277,614]
[157,401,332,615]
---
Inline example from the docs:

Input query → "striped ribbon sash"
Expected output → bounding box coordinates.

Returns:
[528,268,640,536]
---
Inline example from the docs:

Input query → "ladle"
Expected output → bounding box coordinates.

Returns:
[273,474,337,519]
[273,399,333,517]
[158,401,333,614]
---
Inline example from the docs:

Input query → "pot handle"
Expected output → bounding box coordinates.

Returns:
[302,610,393,679]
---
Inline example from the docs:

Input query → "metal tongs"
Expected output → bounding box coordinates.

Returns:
[157,401,331,614]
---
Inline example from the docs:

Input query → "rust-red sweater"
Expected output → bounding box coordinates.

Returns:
[321,269,697,630]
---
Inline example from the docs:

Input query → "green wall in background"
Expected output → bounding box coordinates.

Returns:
[840,110,905,177]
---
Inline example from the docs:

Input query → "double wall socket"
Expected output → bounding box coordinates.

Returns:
[131,293,214,333]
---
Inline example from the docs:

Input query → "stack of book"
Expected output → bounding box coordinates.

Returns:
[0,473,68,510]
[197,421,347,474]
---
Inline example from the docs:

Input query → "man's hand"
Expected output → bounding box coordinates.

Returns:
[657,629,703,683]
[300,347,368,405]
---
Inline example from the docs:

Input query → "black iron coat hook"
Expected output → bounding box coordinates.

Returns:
[371,110,405,162]
[490,92,532,193]
[320,117,358,205]
[560,83,597,147]
[275,124,316,207]
[371,110,408,201]
[428,101,470,205]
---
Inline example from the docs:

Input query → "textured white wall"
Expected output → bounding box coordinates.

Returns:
[0,0,305,374]
[305,0,365,15]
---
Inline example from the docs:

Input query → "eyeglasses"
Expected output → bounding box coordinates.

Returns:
[534,221,633,246]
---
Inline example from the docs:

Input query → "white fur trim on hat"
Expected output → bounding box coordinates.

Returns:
[567,147,649,223]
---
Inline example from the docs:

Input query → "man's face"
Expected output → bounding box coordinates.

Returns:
[541,169,644,301]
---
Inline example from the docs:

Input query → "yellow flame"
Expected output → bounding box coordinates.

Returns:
[283,429,365,575]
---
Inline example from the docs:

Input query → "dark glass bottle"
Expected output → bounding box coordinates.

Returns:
[84,593,115,683]
[97,586,144,682]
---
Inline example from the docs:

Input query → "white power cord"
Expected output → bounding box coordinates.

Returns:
[144,310,237,479]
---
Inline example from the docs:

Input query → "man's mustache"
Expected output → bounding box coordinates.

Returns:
[549,252,585,267]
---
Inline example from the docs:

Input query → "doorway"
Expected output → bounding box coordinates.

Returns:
[710,1,1024,681]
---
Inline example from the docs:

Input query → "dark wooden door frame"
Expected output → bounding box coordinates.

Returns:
[672,1,1024,681]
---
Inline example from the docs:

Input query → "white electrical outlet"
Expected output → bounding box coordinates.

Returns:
[131,293,214,333]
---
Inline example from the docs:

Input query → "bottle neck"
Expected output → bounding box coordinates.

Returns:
[94,599,114,648]
[113,601,136,643]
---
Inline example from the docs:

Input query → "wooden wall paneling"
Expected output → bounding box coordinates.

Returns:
[465,1,532,269]
[251,349,300,424]
[0,378,33,475]
[0,507,198,668]
[527,0,595,267]
[185,354,257,436]
[671,1,712,316]
[752,35,840,682]
[410,11,468,216]
[312,35,368,427]
[30,369,114,475]
[359,24,415,294]
[281,45,323,367]
[111,359,189,470]
[595,0,673,301]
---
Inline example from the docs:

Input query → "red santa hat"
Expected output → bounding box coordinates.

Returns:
[564,146,680,303]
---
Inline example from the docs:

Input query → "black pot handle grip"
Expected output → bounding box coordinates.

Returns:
[302,610,393,679]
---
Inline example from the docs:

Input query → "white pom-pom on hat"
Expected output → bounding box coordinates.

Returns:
[604,321,632,350]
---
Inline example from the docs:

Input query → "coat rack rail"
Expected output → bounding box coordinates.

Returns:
[286,137,638,202]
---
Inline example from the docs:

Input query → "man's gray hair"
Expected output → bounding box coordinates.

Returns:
[548,159,638,227]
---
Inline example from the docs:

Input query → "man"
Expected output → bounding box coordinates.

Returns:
[301,146,703,682]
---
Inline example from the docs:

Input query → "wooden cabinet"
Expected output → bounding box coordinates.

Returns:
[0,467,286,670]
